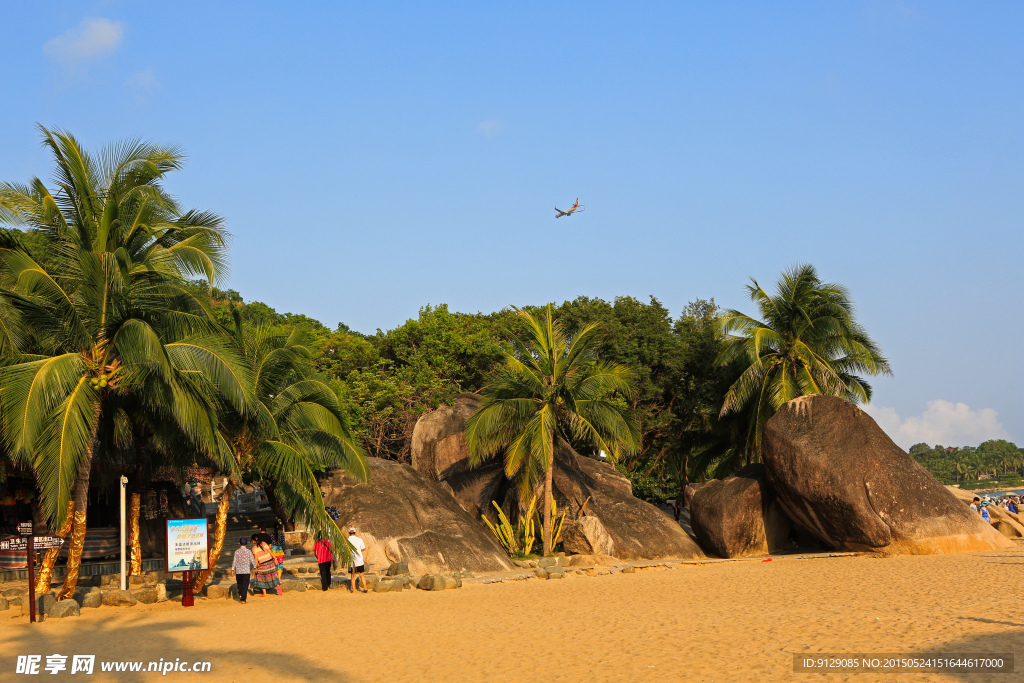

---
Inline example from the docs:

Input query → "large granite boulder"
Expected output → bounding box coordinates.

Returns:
[689,464,792,558]
[762,395,1012,555]
[411,393,481,481]
[412,395,704,561]
[317,458,514,575]
[558,456,704,560]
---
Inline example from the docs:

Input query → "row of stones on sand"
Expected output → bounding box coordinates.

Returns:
[0,559,679,619]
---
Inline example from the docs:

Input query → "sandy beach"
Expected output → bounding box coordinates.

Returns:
[2,544,1022,682]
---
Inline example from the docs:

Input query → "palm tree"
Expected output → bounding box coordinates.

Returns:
[191,312,369,591]
[716,264,891,463]
[465,305,640,556]
[0,127,248,598]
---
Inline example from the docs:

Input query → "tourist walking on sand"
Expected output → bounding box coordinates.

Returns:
[232,537,256,604]
[251,538,282,596]
[348,528,367,593]
[314,535,334,591]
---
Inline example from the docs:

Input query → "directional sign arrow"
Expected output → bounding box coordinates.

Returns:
[0,536,65,551]
[17,522,33,535]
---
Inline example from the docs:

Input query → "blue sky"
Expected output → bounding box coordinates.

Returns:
[1,2,1021,448]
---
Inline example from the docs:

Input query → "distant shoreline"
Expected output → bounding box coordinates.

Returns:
[951,485,1023,496]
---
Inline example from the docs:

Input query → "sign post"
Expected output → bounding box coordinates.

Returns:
[22,524,35,624]
[165,518,209,608]
[3,525,65,624]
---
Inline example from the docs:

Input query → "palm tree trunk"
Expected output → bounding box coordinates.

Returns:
[57,457,94,600]
[57,401,102,600]
[192,478,236,593]
[34,500,74,593]
[127,446,145,575]
[542,446,553,557]
[127,491,142,575]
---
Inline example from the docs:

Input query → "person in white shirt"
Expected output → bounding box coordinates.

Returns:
[347,528,368,594]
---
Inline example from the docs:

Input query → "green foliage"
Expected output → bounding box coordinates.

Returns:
[910,440,1023,485]
[465,304,640,555]
[717,264,891,463]
[0,126,239,527]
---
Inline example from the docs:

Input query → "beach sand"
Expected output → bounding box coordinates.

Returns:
[2,544,1022,682]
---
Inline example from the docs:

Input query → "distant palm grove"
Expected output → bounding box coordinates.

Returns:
[1,129,899,586]
[910,440,1024,490]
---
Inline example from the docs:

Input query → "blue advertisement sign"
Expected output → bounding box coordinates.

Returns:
[165,518,209,573]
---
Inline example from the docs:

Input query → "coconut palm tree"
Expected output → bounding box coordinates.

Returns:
[0,127,249,598]
[716,264,891,463]
[92,369,221,577]
[191,311,369,591]
[465,304,640,556]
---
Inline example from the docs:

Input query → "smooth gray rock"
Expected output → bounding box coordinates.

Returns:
[3,588,26,600]
[546,570,565,580]
[0,596,7,611]
[134,588,158,604]
[537,557,558,568]
[621,565,636,573]
[101,590,137,607]
[690,464,792,558]
[81,592,102,609]
[50,600,80,618]
[205,585,228,600]
[386,562,410,576]
[37,593,56,614]
[418,574,446,591]
[534,568,548,579]
[281,580,306,593]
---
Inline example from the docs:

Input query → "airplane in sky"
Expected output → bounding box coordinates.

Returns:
[555,198,585,218]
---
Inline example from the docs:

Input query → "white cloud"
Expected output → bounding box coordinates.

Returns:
[45,18,124,65]
[862,400,1009,450]
[477,120,505,138]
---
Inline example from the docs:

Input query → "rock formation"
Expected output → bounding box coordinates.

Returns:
[317,458,514,575]
[762,395,1011,555]
[411,393,481,481]
[682,482,703,509]
[689,464,791,558]
[411,395,705,561]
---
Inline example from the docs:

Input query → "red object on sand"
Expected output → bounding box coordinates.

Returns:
[762,558,773,562]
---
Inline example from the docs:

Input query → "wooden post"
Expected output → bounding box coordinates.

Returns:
[182,570,194,607]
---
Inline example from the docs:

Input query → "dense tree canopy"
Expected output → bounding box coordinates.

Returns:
[911,440,1024,488]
